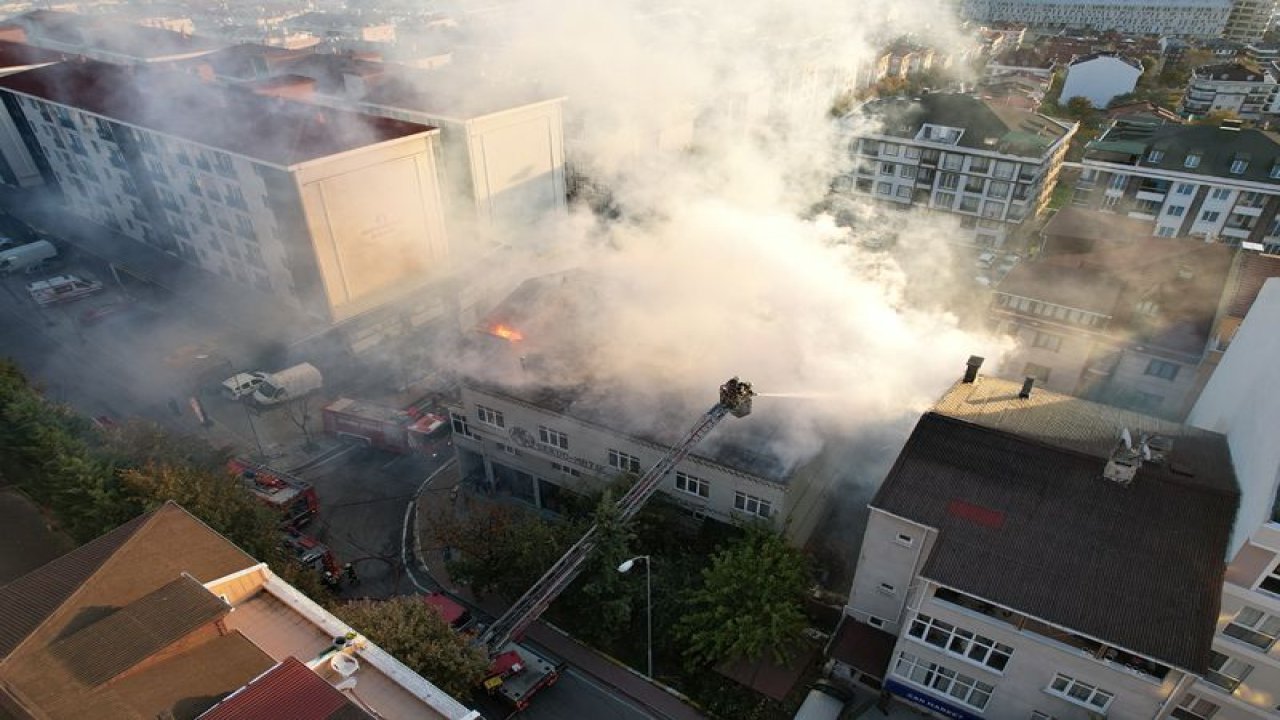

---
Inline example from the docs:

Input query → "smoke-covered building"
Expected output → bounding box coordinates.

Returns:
[834,370,1238,719]
[0,40,69,188]
[0,60,451,326]
[445,272,843,546]
[838,93,1075,248]
[959,0,1231,38]
[7,9,224,64]
[1078,119,1280,248]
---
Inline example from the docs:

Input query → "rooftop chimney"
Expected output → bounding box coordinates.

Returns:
[1019,376,1035,398]
[963,355,984,384]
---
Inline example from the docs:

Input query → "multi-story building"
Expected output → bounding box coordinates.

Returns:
[0,40,66,188]
[1185,277,1280,719]
[1078,119,1280,248]
[836,368,1238,719]
[959,0,1232,38]
[1223,0,1279,44]
[1178,63,1280,119]
[992,211,1233,419]
[838,93,1075,247]
[0,60,451,327]
[446,272,840,546]
[0,501,479,719]
[7,9,224,64]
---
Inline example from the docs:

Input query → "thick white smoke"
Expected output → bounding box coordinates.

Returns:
[427,0,1010,467]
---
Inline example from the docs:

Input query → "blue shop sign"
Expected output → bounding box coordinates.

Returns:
[885,678,986,720]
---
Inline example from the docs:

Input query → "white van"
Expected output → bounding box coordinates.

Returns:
[0,240,57,275]
[793,680,852,720]
[252,362,323,407]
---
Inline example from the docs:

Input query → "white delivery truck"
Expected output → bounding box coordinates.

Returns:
[0,240,57,275]
[252,362,323,407]
[26,274,103,306]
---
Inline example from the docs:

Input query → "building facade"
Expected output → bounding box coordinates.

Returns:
[1224,0,1279,44]
[1060,54,1143,109]
[0,60,451,325]
[1179,63,1280,119]
[839,93,1074,247]
[842,372,1238,720]
[959,0,1232,38]
[1078,119,1280,250]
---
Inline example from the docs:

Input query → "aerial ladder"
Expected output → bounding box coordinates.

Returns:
[473,377,756,708]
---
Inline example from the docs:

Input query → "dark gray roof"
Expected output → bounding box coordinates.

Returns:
[873,379,1238,672]
[1193,62,1272,82]
[857,93,1070,156]
[1086,120,1280,184]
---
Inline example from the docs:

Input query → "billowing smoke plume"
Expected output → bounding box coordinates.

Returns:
[425,0,1009,468]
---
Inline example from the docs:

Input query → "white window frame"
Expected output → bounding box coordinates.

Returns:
[1211,187,1231,201]
[449,411,475,439]
[878,582,896,595]
[608,449,641,473]
[734,491,772,518]
[1171,693,1219,720]
[1177,183,1195,195]
[1205,650,1254,692]
[895,533,914,547]
[1230,160,1248,174]
[476,405,504,429]
[893,651,994,711]
[550,461,582,478]
[674,471,710,499]
[538,426,569,450]
[1201,210,1221,223]
[1258,562,1280,595]
[495,442,518,456]
[1185,153,1202,169]
[1046,673,1115,712]
[907,613,1014,672]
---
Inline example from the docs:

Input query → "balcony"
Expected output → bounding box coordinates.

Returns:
[1222,226,1253,239]
[1136,190,1167,203]
[1233,204,1265,216]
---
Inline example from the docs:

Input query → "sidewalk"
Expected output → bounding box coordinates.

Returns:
[412,462,707,720]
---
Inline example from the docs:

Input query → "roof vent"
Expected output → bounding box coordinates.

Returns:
[1103,428,1142,486]
[963,355,984,383]
[1018,376,1035,398]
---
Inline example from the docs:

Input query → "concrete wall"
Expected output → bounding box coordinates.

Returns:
[462,101,567,231]
[1105,348,1199,420]
[847,509,937,632]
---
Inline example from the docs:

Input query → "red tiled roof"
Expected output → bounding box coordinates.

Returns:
[0,59,436,166]
[198,656,373,720]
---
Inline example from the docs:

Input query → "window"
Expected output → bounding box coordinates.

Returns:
[1046,674,1114,711]
[1023,362,1051,383]
[1211,187,1231,201]
[1157,226,1177,237]
[1201,210,1221,223]
[959,196,980,213]
[880,162,895,176]
[994,161,1015,179]
[550,461,582,477]
[1260,563,1280,595]
[1032,331,1062,352]
[1185,153,1202,169]
[899,165,917,179]
[1167,205,1186,217]
[734,491,772,518]
[1147,149,1164,162]
[988,181,1010,199]
[942,153,964,170]
[476,405,504,428]
[1109,173,1127,190]
[965,176,985,193]
[896,186,911,198]
[1271,163,1280,179]
[908,613,1014,672]
[877,182,893,195]
[939,172,960,190]
[1224,606,1280,650]
[675,471,709,498]
[1177,183,1195,195]
[1230,159,1248,174]
[608,449,641,473]
[878,583,896,595]
[1144,359,1180,381]
[881,142,899,156]
[892,652,994,710]
[1131,391,1165,413]
[1205,651,1253,692]
[982,201,1004,219]
[538,426,569,450]
[905,146,921,159]
[895,533,914,547]
[496,442,518,456]
[1171,693,1219,720]
[935,192,955,208]
[868,616,885,628]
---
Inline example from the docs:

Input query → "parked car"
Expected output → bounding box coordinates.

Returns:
[221,371,269,400]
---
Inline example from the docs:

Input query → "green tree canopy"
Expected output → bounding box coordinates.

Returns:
[332,596,488,699]
[674,526,810,666]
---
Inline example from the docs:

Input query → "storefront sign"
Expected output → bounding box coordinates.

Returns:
[885,679,986,720]
[508,426,609,474]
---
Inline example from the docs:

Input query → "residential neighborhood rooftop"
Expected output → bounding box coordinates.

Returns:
[14,9,223,60]
[856,92,1071,155]
[1085,119,1280,184]
[874,377,1238,673]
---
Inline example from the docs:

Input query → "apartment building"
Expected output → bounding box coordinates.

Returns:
[0,501,479,719]
[959,0,1232,38]
[837,368,1238,720]
[1078,120,1280,249]
[8,9,224,64]
[992,212,1233,419]
[1223,0,1279,43]
[1185,278,1280,720]
[445,273,840,546]
[0,60,451,327]
[839,93,1075,247]
[0,40,67,188]
[1178,63,1280,119]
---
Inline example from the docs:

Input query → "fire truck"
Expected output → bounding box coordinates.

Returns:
[462,377,756,710]
[281,529,345,585]
[322,397,449,454]
[228,457,320,530]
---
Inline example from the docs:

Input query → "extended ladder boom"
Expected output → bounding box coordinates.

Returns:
[478,378,755,654]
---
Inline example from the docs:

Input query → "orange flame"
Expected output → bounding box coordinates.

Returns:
[491,324,524,342]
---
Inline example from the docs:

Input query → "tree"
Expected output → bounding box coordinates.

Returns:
[1194,109,1241,126]
[674,527,809,667]
[432,504,577,599]
[559,493,636,646]
[332,596,488,699]
[285,395,316,451]
[1065,95,1095,121]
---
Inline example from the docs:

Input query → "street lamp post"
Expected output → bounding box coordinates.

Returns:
[197,354,264,458]
[617,555,652,679]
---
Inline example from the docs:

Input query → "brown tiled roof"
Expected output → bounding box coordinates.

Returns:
[995,261,1123,315]
[197,656,374,720]
[49,575,228,686]
[872,379,1238,673]
[1226,253,1280,317]
[107,631,276,719]
[1042,206,1155,245]
[0,509,149,660]
[0,60,436,166]
[827,617,896,679]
